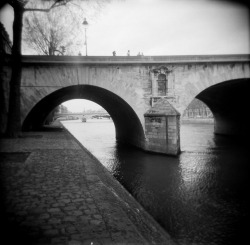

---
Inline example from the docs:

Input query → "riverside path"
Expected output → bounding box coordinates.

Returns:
[0,122,175,245]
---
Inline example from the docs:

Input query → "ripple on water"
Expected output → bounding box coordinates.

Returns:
[62,120,249,245]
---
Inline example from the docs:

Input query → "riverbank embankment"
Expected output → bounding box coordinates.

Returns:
[181,118,214,124]
[0,125,175,245]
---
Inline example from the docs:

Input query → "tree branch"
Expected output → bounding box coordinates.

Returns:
[24,0,68,13]
[24,7,49,12]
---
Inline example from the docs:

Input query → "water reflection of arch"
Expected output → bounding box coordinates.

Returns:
[22,85,145,148]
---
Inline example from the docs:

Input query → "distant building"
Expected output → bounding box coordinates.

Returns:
[58,104,69,114]
[183,98,213,118]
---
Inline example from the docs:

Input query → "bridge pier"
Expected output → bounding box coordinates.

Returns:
[144,98,180,156]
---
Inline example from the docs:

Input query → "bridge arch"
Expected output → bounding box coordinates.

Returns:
[22,85,145,148]
[193,78,250,138]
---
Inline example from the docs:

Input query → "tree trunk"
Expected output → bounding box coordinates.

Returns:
[5,4,24,137]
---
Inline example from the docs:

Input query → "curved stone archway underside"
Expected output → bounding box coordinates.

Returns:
[22,85,145,149]
[196,78,250,139]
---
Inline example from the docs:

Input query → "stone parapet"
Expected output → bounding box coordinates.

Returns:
[21,54,250,65]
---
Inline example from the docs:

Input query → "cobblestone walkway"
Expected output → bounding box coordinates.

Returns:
[0,127,175,245]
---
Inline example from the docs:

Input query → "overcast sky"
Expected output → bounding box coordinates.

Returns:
[1,0,249,56]
[0,0,249,111]
[86,0,249,56]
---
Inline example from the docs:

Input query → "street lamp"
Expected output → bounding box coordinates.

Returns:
[82,18,88,56]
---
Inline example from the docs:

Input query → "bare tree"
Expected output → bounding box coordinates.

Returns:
[4,0,74,137]
[22,1,84,55]
[5,0,27,137]
[23,0,112,55]
[3,0,110,137]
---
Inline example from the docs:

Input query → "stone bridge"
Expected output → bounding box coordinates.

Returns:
[20,55,250,155]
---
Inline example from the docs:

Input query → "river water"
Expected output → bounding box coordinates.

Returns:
[62,119,249,245]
